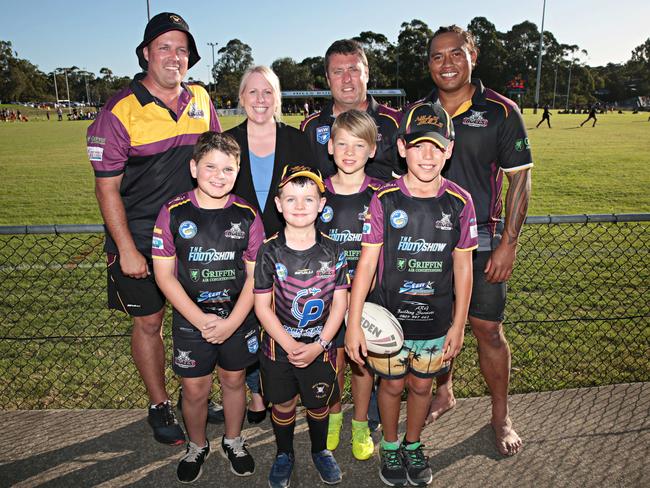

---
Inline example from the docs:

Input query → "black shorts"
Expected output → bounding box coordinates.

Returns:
[333,320,346,349]
[106,253,165,317]
[259,354,339,409]
[469,251,507,323]
[172,316,260,377]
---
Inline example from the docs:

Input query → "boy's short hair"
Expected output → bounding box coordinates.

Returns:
[331,109,378,147]
[427,25,478,60]
[324,39,368,74]
[278,164,325,195]
[193,131,241,164]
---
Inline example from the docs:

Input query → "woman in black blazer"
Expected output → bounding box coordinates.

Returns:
[226,66,313,237]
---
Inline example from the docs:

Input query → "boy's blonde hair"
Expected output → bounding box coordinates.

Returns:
[331,109,378,147]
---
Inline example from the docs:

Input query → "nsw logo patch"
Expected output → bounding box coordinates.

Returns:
[316,125,330,145]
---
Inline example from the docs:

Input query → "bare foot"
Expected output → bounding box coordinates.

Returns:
[492,417,522,456]
[425,392,456,425]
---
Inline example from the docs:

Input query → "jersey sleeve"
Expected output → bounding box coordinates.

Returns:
[497,107,533,172]
[152,205,176,259]
[86,109,130,177]
[455,195,479,251]
[253,243,275,294]
[244,212,265,263]
[334,247,351,290]
[362,193,384,246]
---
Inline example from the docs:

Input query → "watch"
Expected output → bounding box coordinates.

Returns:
[316,336,333,351]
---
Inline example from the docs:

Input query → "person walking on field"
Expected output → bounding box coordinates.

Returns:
[580,106,598,127]
[536,104,551,128]
[421,25,532,456]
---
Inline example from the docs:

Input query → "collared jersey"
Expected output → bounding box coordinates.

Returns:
[87,74,221,257]
[317,175,383,279]
[253,231,350,362]
[362,177,478,339]
[301,95,403,180]
[152,191,263,325]
[422,79,533,250]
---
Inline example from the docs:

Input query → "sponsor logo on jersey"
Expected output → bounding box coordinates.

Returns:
[87,146,103,162]
[358,206,369,221]
[399,258,444,273]
[292,287,324,327]
[179,221,198,239]
[312,382,329,399]
[187,102,205,119]
[362,222,372,234]
[197,289,231,304]
[336,251,346,270]
[294,268,314,276]
[397,236,447,254]
[328,229,362,243]
[462,110,488,128]
[224,222,246,240]
[198,269,236,282]
[470,224,478,239]
[87,135,106,145]
[275,263,288,281]
[434,212,453,231]
[317,260,334,278]
[390,210,408,229]
[188,247,235,264]
[320,205,334,223]
[190,269,200,282]
[515,137,530,151]
[399,280,435,296]
[174,349,196,369]
[152,236,164,250]
[316,125,330,145]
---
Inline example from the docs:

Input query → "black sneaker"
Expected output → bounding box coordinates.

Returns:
[379,445,407,487]
[147,401,186,445]
[221,435,255,476]
[177,440,210,483]
[177,387,225,424]
[401,442,432,486]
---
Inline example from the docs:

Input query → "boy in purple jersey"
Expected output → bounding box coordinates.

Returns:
[346,102,477,487]
[254,165,350,487]
[316,110,383,459]
[152,132,264,483]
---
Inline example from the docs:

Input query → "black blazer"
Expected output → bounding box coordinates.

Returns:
[226,120,314,236]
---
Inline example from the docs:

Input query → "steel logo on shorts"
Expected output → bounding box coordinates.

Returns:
[390,210,408,229]
[179,221,198,239]
[275,263,288,281]
[316,125,330,145]
[247,336,259,353]
[312,382,329,399]
[175,349,196,369]
[320,205,333,223]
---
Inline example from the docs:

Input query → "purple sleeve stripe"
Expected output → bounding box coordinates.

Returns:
[129,133,201,158]
[335,284,351,290]
[254,288,272,294]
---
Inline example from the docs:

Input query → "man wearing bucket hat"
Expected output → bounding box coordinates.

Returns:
[86,12,221,445]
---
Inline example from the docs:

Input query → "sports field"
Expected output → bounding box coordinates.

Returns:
[0,110,649,225]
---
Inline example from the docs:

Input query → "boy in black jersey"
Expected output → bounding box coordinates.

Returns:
[317,110,383,460]
[346,103,477,487]
[153,132,264,483]
[254,165,350,487]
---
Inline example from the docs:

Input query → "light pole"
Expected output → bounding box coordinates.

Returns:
[207,42,218,99]
[53,72,59,105]
[82,68,91,105]
[63,68,71,113]
[552,64,558,109]
[565,58,576,112]
[533,0,547,114]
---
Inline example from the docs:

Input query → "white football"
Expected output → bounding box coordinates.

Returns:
[358,302,404,355]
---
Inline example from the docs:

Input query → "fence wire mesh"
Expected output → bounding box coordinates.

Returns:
[1,216,649,409]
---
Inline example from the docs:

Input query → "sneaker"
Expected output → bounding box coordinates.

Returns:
[268,452,294,488]
[401,442,432,487]
[311,449,342,485]
[221,436,255,476]
[177,387,225,424]
[147,401,186,445]
[379,445,407,487]
[327,413,343,451]
[177,440,210,483]
[351,422,374,460]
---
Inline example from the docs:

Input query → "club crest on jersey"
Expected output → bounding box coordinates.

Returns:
[174,349,196,369]
[320,205,334,223]
[190,269,200,282]
[292,287,324,327]
[396,258,406,271]
[434,212,453,231]
[247,336,259,354]
[358,205,369,221]
[317,260,334,278]
[462,110,488,128]
[225,222,245,239]
[275,263,288,281]
[316,125,330,145]
[390,210,408,229]
[187,102,205,119]
[179,221,198,239]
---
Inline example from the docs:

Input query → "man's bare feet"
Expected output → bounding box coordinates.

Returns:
[492,416,522,456]
[425,391,456,425]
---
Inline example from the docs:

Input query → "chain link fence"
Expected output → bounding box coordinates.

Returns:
[1,215,649,409]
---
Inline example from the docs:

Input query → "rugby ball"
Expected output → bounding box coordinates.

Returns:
[358,302,404,355]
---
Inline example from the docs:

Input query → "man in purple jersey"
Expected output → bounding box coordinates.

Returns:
[422,25,532,456]
[86,12,221,445]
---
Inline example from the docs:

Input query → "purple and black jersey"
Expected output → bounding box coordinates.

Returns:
[152,191,263,328]
[317,175,383,279]
[363,177,478,339]
[254,231,350,362]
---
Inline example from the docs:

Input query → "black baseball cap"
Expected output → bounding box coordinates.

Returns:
[278,165,325,193]
[398,102,454,149]
[136,12,200,71]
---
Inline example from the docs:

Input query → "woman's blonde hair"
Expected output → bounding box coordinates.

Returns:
[238,65,283,122]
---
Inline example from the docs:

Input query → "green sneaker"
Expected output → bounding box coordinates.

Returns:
[327,412,343,451]
[351,420,374,460]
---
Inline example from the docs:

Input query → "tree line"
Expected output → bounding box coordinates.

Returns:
[1,18,648,108]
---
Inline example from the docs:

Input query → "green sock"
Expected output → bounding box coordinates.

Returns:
[351,419,368,430]
[329,411,343,421]
[403,439,421,450]
[381,437,400,451]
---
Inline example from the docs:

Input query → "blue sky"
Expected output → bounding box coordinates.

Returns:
[4,0,649,80]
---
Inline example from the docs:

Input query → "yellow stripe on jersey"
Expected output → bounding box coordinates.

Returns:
[153,227,163,235]
[501,163,534,172]
[455,244,478,252]
[263,233,280,244]
[168,197,191,211]
[361,242,383,247]
[451,100,473,118]
[485,97,510,118]
[379,111,399,128]
[232,200,257,217]
[152,255,176,260]
[301,112,320,131]
[377,186,400,198]
[445,189,467,205]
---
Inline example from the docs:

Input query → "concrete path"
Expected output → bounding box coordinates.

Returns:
[2,383,648,487]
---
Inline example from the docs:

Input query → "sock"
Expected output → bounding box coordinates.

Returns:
[329,411,343,425]
[306,406,329,453]
[223,436,240,446]
[381,437,400,451]
[150,400,169,409]
[271,405,296,455]
[351,418,368,430]
[402,437,421,450]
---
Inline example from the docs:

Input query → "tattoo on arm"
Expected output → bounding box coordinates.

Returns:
[504,169,531,245]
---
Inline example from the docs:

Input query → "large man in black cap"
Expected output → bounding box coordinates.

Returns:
[87,12,221,445]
